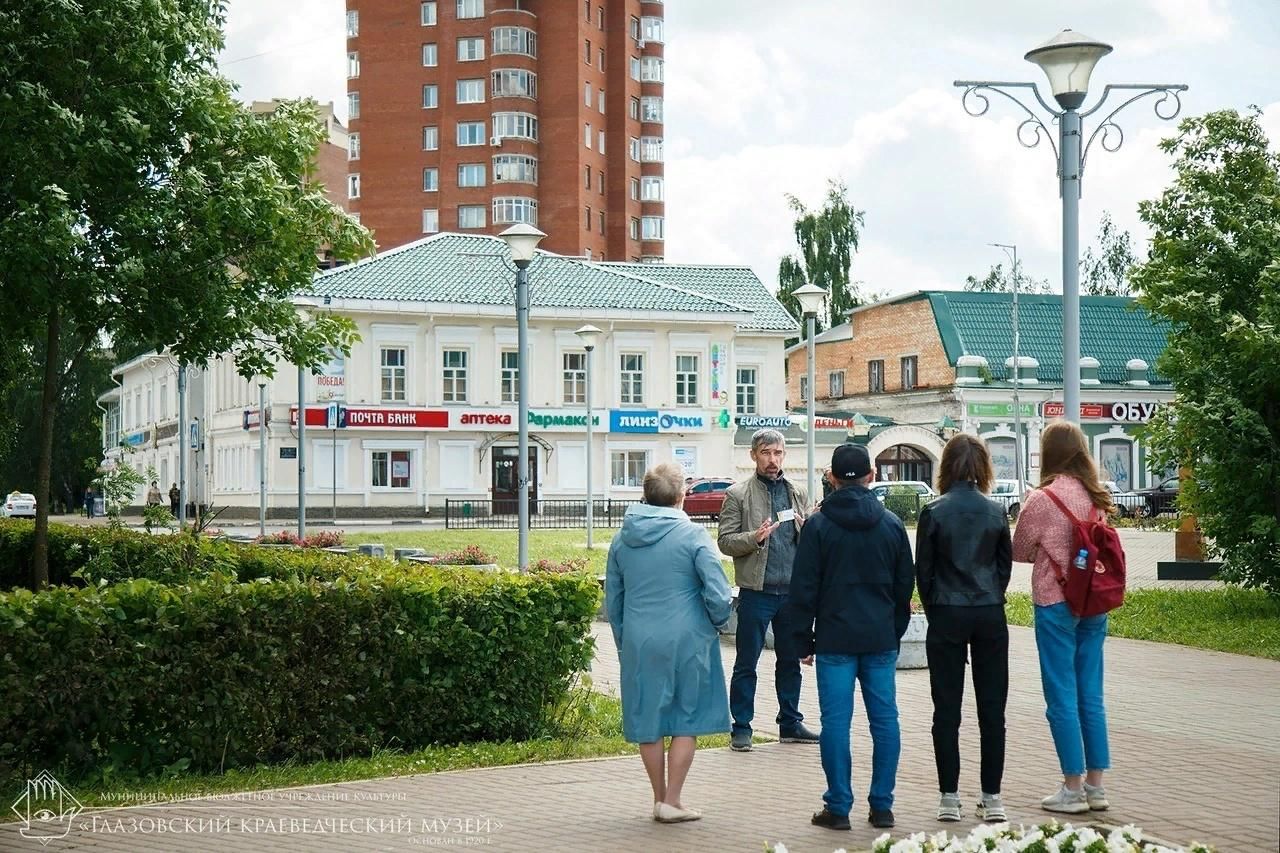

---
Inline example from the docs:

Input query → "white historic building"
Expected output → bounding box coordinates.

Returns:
[99,234,797,516]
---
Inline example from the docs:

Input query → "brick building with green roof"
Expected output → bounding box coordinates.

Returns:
[784,290,1173,493]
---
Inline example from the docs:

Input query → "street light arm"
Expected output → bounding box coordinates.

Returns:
[954,81,1060,163]
[1080,84,1189,174]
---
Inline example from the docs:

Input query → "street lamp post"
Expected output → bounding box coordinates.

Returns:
[575,324,602,550]
[258,381,267,538]
[990,242,1025,497]
[956,29,1187,423]
[297,363,306,539]
[794,282,827,501]
[498,223,547,573]
[177,363,187,527]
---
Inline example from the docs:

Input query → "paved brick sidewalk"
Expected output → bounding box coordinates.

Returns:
[5,616,1276,853]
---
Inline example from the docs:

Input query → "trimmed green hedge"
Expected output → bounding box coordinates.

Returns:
[1,566,599,777]
[0,519,370,589]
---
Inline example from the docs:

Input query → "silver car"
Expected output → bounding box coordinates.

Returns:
[991,479,1027,521]
[2,492,36,518]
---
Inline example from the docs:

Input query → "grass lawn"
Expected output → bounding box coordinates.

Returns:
[3,690,763,813]
[344,527,735,581]
[1005,586,1280,661]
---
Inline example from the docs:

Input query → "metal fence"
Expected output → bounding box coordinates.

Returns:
[444,499,719,530]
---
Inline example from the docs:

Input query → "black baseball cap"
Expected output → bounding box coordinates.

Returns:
[831,444,872,480]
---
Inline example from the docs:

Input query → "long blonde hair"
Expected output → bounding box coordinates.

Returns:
[1039,421,1114,513]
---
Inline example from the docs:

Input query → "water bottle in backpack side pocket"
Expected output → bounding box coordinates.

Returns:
[1073,548,1089,571]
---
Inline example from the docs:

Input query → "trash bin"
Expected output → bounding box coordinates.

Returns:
[462,502,472,517]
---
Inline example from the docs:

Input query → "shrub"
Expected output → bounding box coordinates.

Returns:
[434,545,497,566]
[883,486,926,525]
[256,529,345,549]
[0,566,600,779]
[531,557,590,574]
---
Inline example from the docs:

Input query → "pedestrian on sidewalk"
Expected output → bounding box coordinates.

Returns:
[604,462,734,824]
[783,444,915,832]
[1012,421,1115,815]
[717,428,818,753]
[168,483,180,517]
[83,486,95,519]
[915,434,1012,823]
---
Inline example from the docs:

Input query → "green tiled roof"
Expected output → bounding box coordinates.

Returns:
[599,262,800,333]
[306,233,754,320]
[926,291,1170,385]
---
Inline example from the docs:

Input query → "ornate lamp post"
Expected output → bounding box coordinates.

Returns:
[794,282,827,500]
[574,324,601,549]
[498,223,547,573]
[956,29,1187,422]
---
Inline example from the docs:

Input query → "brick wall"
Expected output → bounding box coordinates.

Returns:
[785,296,954,409]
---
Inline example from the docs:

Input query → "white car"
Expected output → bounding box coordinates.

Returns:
[991,479,1028,521]
[2,492,36,518]
[869,481,937,502]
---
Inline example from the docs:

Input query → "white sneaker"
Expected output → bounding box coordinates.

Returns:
[654,801,702,823]
[976,793,1006,822]
[1083,782,1110,811]
[1041,784,1089,814]
[936,793,962,822]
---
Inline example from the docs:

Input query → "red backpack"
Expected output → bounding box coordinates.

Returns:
[1041,489,1127,617]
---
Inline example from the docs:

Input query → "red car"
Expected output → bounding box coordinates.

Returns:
[683,478,735,519]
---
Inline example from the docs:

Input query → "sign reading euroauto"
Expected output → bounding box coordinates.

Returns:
[289,406,448,429]
[1042,401,1163,422]
[609,410,711,434]
[527,409,602,431]
[737,415,792,429]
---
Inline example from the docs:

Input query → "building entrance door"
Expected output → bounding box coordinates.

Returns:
[492,447,538,515]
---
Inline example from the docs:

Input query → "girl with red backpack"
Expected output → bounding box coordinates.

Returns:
[1013,421,1119,815]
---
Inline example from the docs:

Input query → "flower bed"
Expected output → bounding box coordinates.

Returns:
[769,821,1213,853]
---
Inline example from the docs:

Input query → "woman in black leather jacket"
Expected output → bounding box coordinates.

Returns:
[915,433,1012,824]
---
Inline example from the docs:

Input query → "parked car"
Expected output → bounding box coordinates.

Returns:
[1103,481,1144,517]
[1133,475,1181,516]
[990,479,1027,521]
[683,478,734,520]
[868,480,937,502]
[2,491,36,519]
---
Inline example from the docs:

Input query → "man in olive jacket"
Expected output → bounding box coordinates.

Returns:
[717,428,816,752]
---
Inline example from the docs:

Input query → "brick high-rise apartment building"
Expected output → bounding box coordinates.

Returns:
[344,0,666,261]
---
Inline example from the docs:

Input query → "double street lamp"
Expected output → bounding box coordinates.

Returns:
[794,282,827,500]
[955,29,1187,422]
[498,223,547,573]
[574,324,602,550]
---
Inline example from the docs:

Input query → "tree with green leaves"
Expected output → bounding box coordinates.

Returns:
[1080,211,1139,296]
[963,261,1053,294]
[0,1,373,588]
[1132,108,1280,594]
[777,180,866,336]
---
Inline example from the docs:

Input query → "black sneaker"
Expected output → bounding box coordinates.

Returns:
[730,730,752,752]
[779,723,820,743]
[811,808,851,831]
[868,808,895,829]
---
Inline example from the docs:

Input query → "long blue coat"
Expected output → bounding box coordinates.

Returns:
[605,504,733,743]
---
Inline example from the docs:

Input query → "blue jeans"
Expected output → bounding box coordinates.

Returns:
[730,588,803,735]
[815,651,900,816]
[1034,602,1111,776]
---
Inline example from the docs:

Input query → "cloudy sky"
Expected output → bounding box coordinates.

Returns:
[219,0,1280,298]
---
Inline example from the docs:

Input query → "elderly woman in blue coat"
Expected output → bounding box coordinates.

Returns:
[605,462,734,823]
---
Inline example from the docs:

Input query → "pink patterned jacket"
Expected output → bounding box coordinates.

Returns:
[1011,475,1106,607]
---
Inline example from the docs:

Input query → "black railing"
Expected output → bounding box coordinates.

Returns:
[444,499,718,530]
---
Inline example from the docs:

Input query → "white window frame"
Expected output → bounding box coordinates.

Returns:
[641,216,664,241]
[422,167,439,192]
[492,111,537,141]
[641,16,664,43]
[869,359,885,393]
[675,354,699,406]
[640,176,663,201]
[370,448,414,491]
[736,366,758,415]
[422,83,438,109]
[422,125,439,150]
[457,204,486,229]
[562,351,586,406]
[584,122,592,149]
[441,348,470,403]
[457,36,484,61]
[491,68,536,99]
[348,132,360,161]
[493,154,537,184]
[609,446,653,490]
[422,43,438,67]
[500,349,520,404]
[492,26,536,57]
[901,355,919,391]
[421,2,437,26]
[456,78,485,104]
[640,56,664,82]
[346,10,358,37]
[456,0,484,20]
[347,173,360,199]
[640,136,663,162]
[458,163,485,188]
[456,120,485,146]
[619,352,645,406]
[640,96,663,123]
[422,208,439,233]
[347,51,360,79]
[380,347,408,402]
[492,196,537,226]
[347,92,360,119]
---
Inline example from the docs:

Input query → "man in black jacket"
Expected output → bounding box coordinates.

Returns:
[784,444,914,832]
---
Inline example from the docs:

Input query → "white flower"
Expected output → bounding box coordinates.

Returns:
[770,844,789,853]
[889,840,924,853]
[873,834,894,853]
